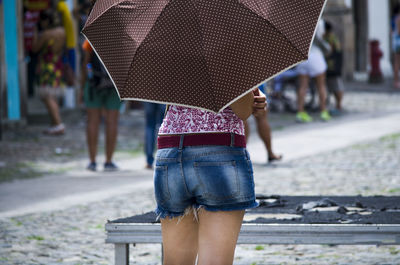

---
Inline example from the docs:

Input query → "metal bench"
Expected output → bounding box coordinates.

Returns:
[105,196,400,265]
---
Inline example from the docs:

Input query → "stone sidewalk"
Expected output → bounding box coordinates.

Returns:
[1,88,400,264]
[1,126,399,265]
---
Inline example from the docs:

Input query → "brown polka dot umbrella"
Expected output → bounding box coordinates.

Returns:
[82,0,327,113]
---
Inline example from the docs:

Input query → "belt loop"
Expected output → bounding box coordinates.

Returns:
[230,133,235,147]
[179,135,184,150]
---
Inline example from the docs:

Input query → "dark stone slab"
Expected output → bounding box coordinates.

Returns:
[109,196,400,225]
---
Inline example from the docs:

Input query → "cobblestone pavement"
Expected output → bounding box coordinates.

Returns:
[1,89,400,264]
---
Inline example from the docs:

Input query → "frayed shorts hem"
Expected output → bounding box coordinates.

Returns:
[155,200,259,220]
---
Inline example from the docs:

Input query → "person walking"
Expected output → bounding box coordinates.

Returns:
[296,20,332,123]
[32,9,66,135]
[324,21,345,115]
[244,83,282,163]
[80,39,121,171]
[143,103,165,169]
[154,89,266,264]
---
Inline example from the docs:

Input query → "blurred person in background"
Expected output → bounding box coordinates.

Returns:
[272,68,298,98]
[56,0,76,71]
[32,9,66,135]
[73,0,92,48]
[57,0,77,104]
[392,5,400,89]
[244,83,282,163]
[80,39,121,172]
[23,2,41,98]
[324,21,345,115]
[143,103,166,169]
[296,20,331,123]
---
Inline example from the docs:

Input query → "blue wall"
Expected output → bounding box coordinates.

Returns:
[3,0,21,120]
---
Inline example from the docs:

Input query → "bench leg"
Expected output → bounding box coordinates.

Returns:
[115,243,129,265]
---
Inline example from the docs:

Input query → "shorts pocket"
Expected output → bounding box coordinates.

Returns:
[154,165,170,204]
[194,161,239,201]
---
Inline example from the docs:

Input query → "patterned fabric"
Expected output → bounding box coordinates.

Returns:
[83,0,326,113]
[36,39,64,88]
[23,11,40,52]
[158,105,245,135]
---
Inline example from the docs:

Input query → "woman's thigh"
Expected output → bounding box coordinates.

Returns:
[161,211,199,265]
[86,108,101,124]
[197,209,245,265]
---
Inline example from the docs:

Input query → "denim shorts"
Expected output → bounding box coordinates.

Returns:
[154,145,258,219]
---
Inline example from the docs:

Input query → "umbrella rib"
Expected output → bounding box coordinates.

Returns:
[83,0,131,29]
[191,2,216,108]
[81,32,122,100]
[239,1,307,60]
[267,21,307,59]
[218,57,307,113]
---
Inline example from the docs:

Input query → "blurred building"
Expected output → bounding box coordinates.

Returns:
[325,0,394,80]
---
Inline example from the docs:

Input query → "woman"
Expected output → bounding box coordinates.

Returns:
[32,9,66,135]
[154,89,266,264]
[296,20,332,123]
[80,39,121,172]
[323,21,345,114]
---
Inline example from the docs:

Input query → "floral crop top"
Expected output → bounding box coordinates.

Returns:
[158,105,245,135]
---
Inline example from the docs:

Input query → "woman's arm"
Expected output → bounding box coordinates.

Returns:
[230,91,254,121]
[32,27,47,53]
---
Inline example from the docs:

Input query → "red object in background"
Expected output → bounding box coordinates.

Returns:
[369,40,383,83]
[24,10,40,52]
[23,0,49,52]
[24,0,49,11]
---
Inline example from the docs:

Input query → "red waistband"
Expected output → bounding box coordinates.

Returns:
[157,133,246,149]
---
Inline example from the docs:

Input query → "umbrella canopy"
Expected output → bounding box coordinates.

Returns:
[82,0,327,113]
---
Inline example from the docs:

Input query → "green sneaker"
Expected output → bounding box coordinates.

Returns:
[320,110,332,121]
[296,111,313,123]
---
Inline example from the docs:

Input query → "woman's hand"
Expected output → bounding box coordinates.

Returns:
[252,88,267,117]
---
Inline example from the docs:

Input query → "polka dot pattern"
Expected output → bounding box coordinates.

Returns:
[240,0,326,57]
[83,0,169,92]
[83,0,326,113]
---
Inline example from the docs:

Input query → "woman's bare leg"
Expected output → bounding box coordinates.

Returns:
[104,110,119,163]
[334,90,344,110]
[161,211,199,265]
[42,96,62,126]
[86,108,101,163]
[314,73,328,111]
[297,75,309,112]
[255,111,281,160]
[197,210,245,265]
